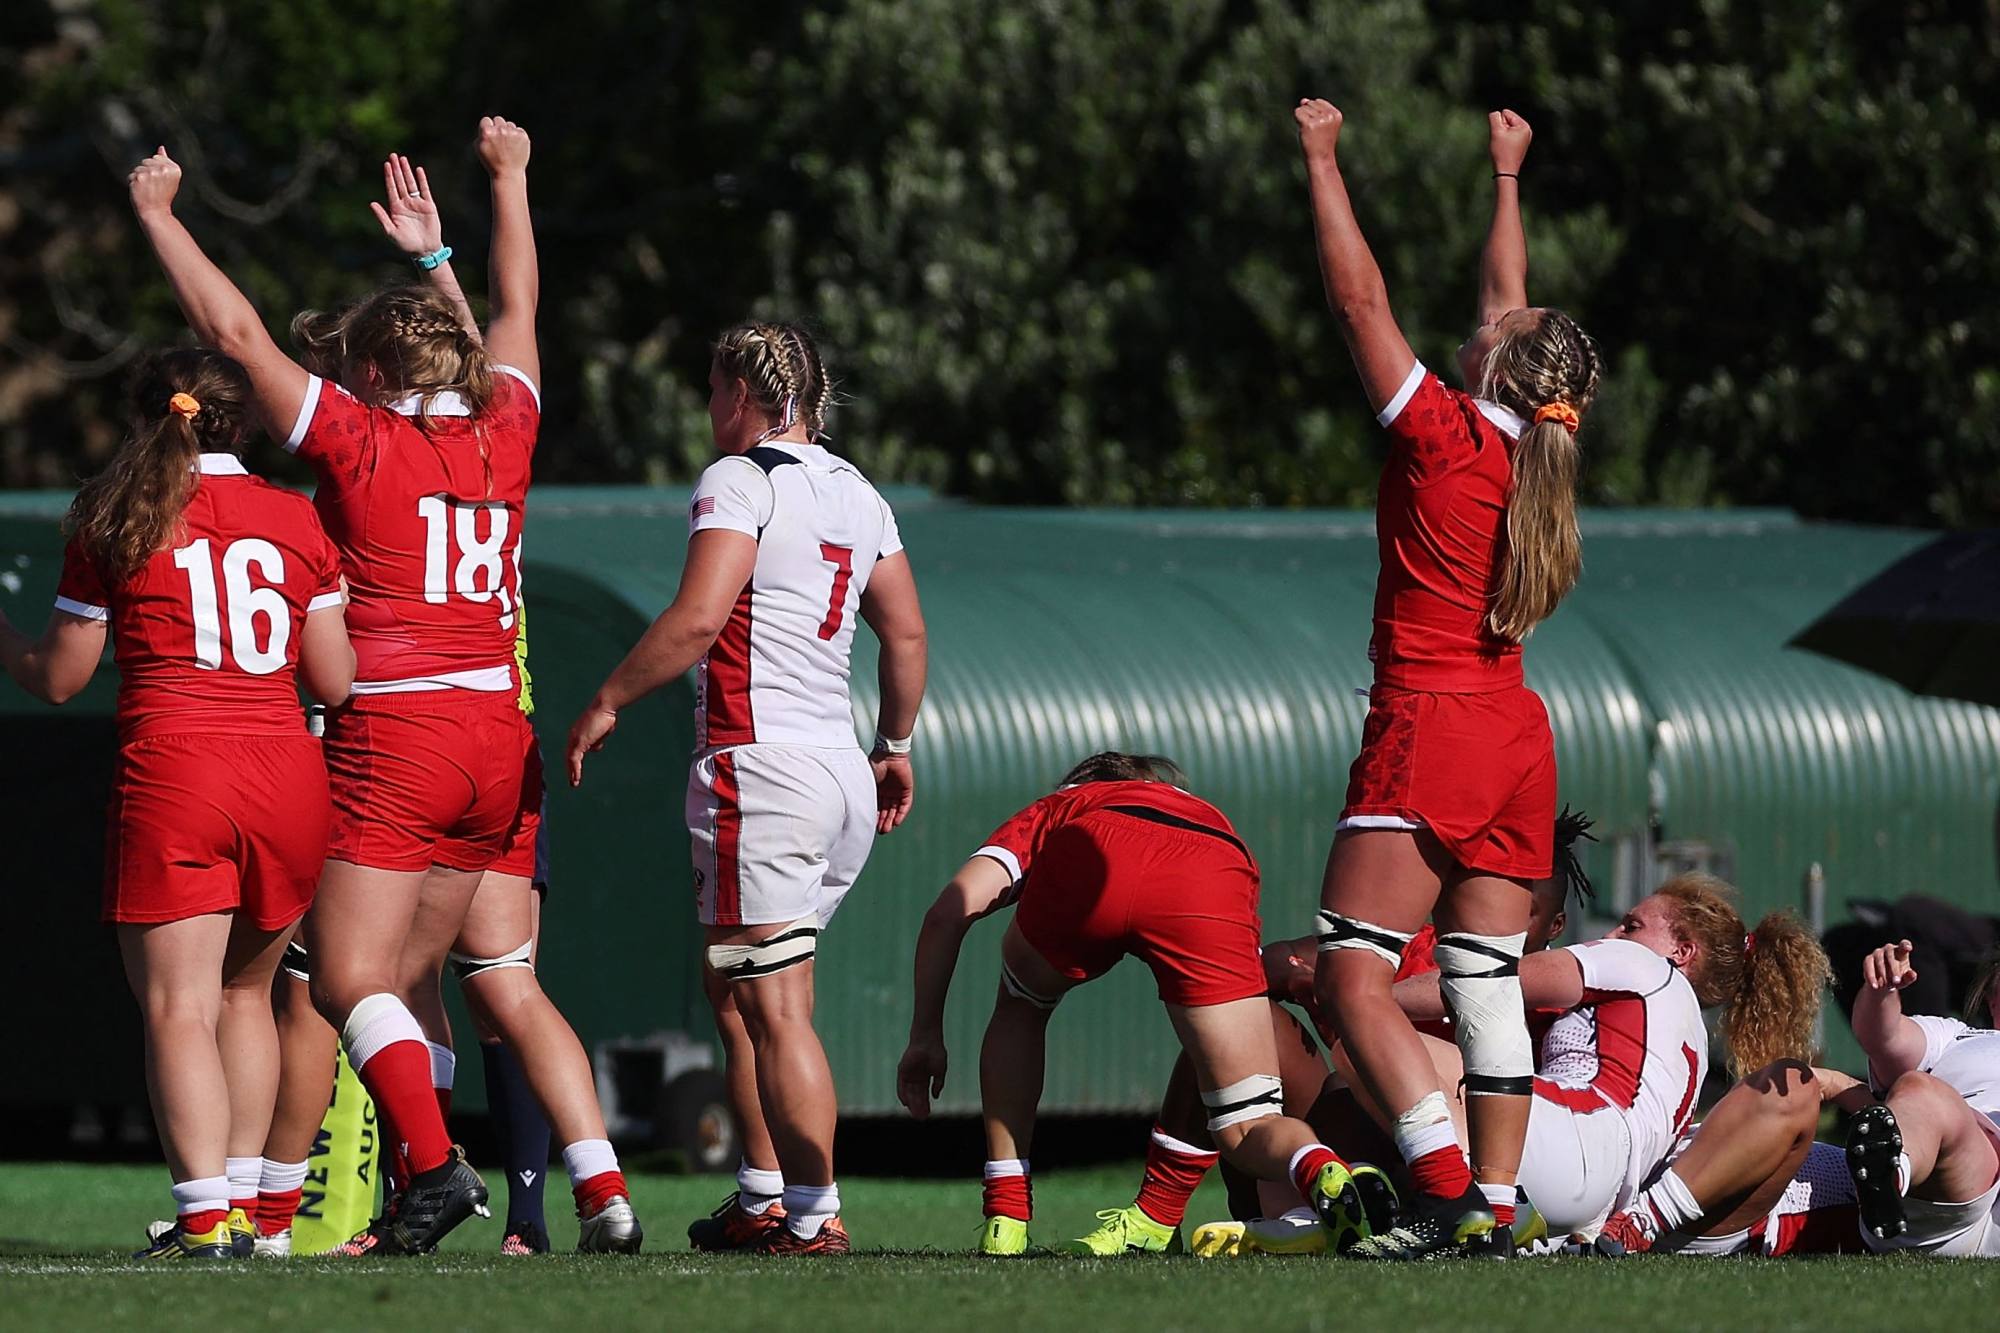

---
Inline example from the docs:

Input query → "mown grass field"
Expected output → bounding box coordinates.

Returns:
[5,1162,1997,1331]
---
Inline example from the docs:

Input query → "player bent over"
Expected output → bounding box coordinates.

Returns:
[897,753,1388,1256]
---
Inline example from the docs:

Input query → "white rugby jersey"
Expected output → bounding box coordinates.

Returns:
[688,441,902,749]
[1537,938,1710,1208]
[1871,1015,2000,1118]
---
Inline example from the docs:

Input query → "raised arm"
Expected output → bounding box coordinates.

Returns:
[566,529,756,786]
[1294,99,1416,414]
[0,608,106,706]
[1476,110,1532,325]
[370,153,478,338]
[1851,939,1931,1085]
[859,551,928,834]
[475,117,539,385]
[897,855,1015,1117]
[128,149,309,441]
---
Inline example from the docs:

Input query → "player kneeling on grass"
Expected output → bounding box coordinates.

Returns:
[896,752,1389,1256]
[1817,940,2000,1256]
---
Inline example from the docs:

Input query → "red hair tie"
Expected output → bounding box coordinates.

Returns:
[1743,931,1756,955]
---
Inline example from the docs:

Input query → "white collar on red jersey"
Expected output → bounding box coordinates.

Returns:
[1475,399,1527,440]
[196,453,248,476]
[387,390,472,418]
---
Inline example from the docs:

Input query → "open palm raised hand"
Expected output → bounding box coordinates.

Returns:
[368,153,442,257]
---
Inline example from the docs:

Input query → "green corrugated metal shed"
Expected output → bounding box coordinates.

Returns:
[2,489,1994,1116]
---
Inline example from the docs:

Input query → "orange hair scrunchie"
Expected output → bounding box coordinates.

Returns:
[168,392,201,419]
[1533,401,1580,434]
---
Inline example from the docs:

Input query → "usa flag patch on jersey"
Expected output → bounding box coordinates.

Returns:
[692,496,718,518]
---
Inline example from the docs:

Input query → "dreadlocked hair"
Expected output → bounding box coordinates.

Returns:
[712,322,835,441]
[1479,308,1602,643]
[1552,805,1598,906]
[1058,752,1188,789]
[291,285,494,432]
[1654,873,1831,1079]
[66,349,253,581]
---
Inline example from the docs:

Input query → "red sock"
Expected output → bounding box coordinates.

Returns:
[574,1169,628,1218]
[354,1041,452,1176]
[1290,1145,1345,1201]
[1479,1182,1516,1227]
[181,1207,229,1237]
[1134,1127,1218,1227]
[982,1168,1032,1221]
[259,1188,304,1236]
[435,1086,453,1125]
[1408,1144,1474,1200]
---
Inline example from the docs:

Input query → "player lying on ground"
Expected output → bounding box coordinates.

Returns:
[1385,873,1828,1249]
[570,323,929,1256]
[897,753,1389,1256]
[0,350,353,1260]
[1085,808,1592,1257]
[1826,940,2000,1255]
[1299,97,1603,1259]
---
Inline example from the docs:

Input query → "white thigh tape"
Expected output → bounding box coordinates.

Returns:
[1314,909,1414,967]
[281,938,312,983]
[706,920,819,981]
[1000,961,1062,1010]
[1203,1073,1284,1131]
[1434,930,1533,1096]
[449,939,534,982]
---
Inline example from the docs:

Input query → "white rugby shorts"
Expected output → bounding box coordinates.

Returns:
[686,742,876,930]
[1517,1087,1635,1237]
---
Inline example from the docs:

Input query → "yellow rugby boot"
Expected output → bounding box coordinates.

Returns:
[1189,1219,1246,1257]
[1065,1205,1177,1255]
[979,1215,1030,1255]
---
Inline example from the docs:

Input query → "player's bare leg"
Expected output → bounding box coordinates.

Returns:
[310,862,488,1254]
[118,912,239,1257]
[458,870,638,1251]
[1436,870,1534,1219]
[717,920,847,1253]
[467,887,554,1254]
[255,965,337,1253]
[1606,1060,1818,1252]
[976,924,1070,1253]
[215,919,295,1241]
[688,962,787,1250]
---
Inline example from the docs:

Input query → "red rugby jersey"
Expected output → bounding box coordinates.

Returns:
[1369,362,1527,692]
[971,780,1257,903]
[54,454,344,741]
[283,367,538,693]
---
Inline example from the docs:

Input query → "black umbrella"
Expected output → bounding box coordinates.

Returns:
[1791,531,2000,707]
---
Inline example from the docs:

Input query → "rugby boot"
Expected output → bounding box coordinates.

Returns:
[1064,1205,1178,1255]
[333,1146,489,1256]
[578,1194,644,1253]
[1345,1183,1500,1261]
[1243,1208,1330,1255]
[224,1207,258,1257]
[1597,1207,1657,1255]
[1306,1159,1373,1252]
[979,1214,1030,1255]
[134,1216,238,1262]
[253,1226,293,1258]
[1848,1102,1909,1243]
[1350,1162,1402,1238]
[749,1216,851,1255]
[687,1192,788,1251]
[1189,1219,1247,1257]
[1511,1189,1551,1253]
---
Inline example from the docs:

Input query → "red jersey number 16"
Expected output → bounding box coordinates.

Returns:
[418,497,517,629]
[172,537,290,675]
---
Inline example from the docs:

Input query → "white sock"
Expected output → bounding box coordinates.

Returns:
[1637,1167,1703,1232]
[171,1176,230,1221]
[783,1182,840,1238]
[1478,1182,1515,1214]
[224,1156,261,1204]
[259,1158,309,1194]
[983,1158,1029,1179]
[1391,1092,1460,1166]
[428,1041,456,1091]
[561,1138,620,1187]
[737,1161,784,1216]
[1896,1152,1913,1196]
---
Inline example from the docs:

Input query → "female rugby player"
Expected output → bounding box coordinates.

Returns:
[0,349,351,1260]
[1298,99,1601,1257]
[898,754,1382,1256]
[570,323,928,1255]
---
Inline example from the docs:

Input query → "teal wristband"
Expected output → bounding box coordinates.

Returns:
[414,245,453,271]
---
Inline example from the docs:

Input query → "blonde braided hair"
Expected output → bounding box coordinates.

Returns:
[712,322,834,442]
[291,284,495,431]
[1478,308,1602,642]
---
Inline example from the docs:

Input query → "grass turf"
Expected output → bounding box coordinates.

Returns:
[5,1162,1998,1331]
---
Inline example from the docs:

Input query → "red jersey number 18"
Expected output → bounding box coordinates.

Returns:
[172,537,290,675]
[418,496,517,629]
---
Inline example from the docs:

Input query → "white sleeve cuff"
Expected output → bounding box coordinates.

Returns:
[495,364,542,410]
[53,595,109,621]
[284,375,324,453]
[1376,361,1426,427]
[973,846,1023,885]
[690,514,763,540]
[307,590,345,612]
